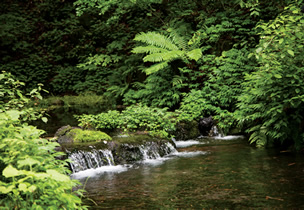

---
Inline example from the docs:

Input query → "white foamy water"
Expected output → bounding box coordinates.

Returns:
[71,165,128,179]
[142,157,173,166]
[213,135,245,140]
[174,140,202,148]
[175,151,208,157]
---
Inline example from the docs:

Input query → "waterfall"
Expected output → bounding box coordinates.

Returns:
[139,145,161,160]
[209,125,224,137]
[67,141,177,174]
[139,142,177,160]
[69,149,114,173]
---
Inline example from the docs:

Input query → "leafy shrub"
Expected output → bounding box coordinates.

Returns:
[76,104,177,139]
[0,111,86,209]
[121,104,176,134]
[76,110,122,130]
[0,71,47,123]
[123,69,184,108]
[177,47,255,134]
[0,71,86,209]
[237,4,304,148]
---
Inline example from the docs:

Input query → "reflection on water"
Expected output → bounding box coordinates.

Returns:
[77,138,304,209]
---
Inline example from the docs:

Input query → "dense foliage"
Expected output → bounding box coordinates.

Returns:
[1,0,304,149]
[0,72,86,208]
[237,4,304,148]
[76,104,177,139]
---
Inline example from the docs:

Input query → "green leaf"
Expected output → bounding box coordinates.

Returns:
[34,172,49,179]
[287,50,294,56]
[0,185,14,194]
[47,169,70,182]
[145,62,169,75]
[28,185,37,192]
[186,49,202,61]
[274,74,282,79]
[6,110,21,121]
[3,165,21,178]
[42,117,48,123]
[19,183,28,192]
[18,157,40,167]
[256,47,263,53]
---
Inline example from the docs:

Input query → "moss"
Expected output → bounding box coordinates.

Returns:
[69,129,112,142]
[112,134,169,145]
[54,125,73,137]
[174,120,200,140]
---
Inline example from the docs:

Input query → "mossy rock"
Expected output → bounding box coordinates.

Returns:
[68,129,112,142]
[55,125,73,137]
[112,134,155,144]
[55,126,112,143]
[174,120,200,140]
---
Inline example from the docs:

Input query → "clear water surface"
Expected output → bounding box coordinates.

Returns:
[75,137,304,209]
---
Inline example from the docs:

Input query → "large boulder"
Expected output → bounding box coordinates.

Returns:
[174,120,201,140]
[198,116,214,136]
[55,125,78,143]
[55,125,111,143]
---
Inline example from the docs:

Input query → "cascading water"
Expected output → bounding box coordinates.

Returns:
[209,125,224,137]
[139,145,161,160]
[67,141,177,175]
[69,148,114,173]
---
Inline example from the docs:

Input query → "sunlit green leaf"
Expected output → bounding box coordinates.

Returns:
[18,157,40,167]
[186,49,202,61]
[3,165,20,177]
[19,183,28,192]
[6,110,21,121]
[47,169,70,182]
[287,50,294,56]
[0,185,14,194]
[274,74,282,79]
[41,117,48,123]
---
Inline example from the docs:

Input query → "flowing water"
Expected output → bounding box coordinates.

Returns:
[72,136,304,209]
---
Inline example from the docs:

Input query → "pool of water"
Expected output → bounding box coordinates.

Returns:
[76,138,304,209]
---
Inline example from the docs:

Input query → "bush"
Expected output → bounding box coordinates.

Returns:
[76,104,177,139]
[0,111,86,209]
[237,4,304,148]
[0,71,86,209]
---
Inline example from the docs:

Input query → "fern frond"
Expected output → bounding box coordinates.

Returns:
[133,81,145,89]
[132,46,168,54]
[145,62,169,75]
[134,32,179,51]
[168,28,188,50]
[249,127,267,146]
[172,76,183,86]
[186,49,202,61]
[143,50,183,62]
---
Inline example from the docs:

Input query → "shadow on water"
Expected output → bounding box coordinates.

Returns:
[76,138,304,209]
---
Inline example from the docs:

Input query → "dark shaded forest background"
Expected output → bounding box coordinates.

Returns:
[1,0,304,149]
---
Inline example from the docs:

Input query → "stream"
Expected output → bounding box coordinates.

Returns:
[72,136,304,209]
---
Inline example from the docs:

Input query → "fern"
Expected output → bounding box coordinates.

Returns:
[132,30,202,74]
[249,128,268,147]
[186,49,202,61]
[143,51,184,62]
[134,32,179,51]
[132,46,167,54]
[145,62,169,75]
